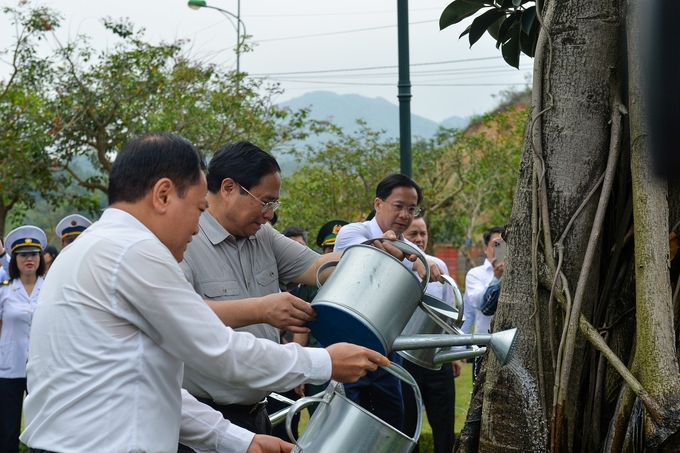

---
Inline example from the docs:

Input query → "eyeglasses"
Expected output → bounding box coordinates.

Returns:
[381,199,421,217]
[239,184,282,213]
[17,252,40,258]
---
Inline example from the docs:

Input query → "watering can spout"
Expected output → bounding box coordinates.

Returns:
[391,327,520,366]
[489,327,519,366]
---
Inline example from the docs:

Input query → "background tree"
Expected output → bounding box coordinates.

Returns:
[48,17,312,198]
[0,4,63,237]
[440,0,680,451]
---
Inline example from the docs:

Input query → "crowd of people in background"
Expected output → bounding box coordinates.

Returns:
[0,133,507,453]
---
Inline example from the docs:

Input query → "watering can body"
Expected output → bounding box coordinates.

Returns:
[286,363,421,453]
[307,241,428,355]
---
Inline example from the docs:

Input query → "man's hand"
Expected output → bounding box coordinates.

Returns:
[259,293,316,333]
[370,230,418,262]
[412,259,445,283]
[452,360,462,378]
[491,258,504,279]
[326,343,390,382]
[247,434,294,453]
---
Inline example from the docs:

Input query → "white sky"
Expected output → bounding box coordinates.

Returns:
[2,0,533,122]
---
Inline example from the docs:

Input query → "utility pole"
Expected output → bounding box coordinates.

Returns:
[397,0,412,178]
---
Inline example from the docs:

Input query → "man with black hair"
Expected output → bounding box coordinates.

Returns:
[178,142,414,446]
[20,133,390,453]
[461,225,505,381]
[333,173,442,431]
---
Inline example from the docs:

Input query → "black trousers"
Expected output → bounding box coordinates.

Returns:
[177,399,272,453]
[402,361,455,453]
[0,377,26,453]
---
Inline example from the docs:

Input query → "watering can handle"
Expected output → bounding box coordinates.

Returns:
[380,362,423,443]
[419,299,464,336]
[361,237,429,293]
[440,274,465,327]
[315,260,339,289]
[285,396,326,443]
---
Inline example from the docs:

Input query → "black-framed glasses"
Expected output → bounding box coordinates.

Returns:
[239,184,282,213]
[381,199,421,217]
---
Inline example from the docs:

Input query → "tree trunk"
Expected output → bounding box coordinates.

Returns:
[627,0,680,447]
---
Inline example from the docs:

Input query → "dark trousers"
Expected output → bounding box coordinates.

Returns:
[177,398,272,453]
[343,352,404,431]
[402,361,455,453]
[0,377,26,453]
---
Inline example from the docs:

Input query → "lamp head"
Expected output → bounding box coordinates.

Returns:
[188,0,207,10]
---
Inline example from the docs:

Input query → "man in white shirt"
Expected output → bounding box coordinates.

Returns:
[461,225,505,380]
[333,174,441,431]
[20,132,389,453]
[402,216,460,453]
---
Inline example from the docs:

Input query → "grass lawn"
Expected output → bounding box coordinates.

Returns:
[297,361,474,453]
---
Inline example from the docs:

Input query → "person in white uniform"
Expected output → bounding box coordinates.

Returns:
[20,132,389,453]
[55,214,92,249]
[0,225,47,453]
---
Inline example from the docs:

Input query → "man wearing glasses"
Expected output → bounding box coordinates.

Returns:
[333,173,443,431]
[177,142,413,450]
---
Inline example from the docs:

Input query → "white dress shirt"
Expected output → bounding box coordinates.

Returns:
[20,208,332,453]
[334,218,418,265]
[0,277,43,378]
[461,259,500,335]
[423,255,455,306]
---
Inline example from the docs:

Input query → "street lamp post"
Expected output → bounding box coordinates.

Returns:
[188,0,245,75]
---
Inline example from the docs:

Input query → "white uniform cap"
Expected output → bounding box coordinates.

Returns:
[56,214,92,240]
[5,225,48,257]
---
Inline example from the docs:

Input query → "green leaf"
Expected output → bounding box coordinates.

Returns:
[486,16,504,41]
[521,6,536,34]
[519,26,535,57]
[469,9,507,47]
[440,0,489,30]
[496,15,517,48]
[512,0,522,7]
[501,22,521,68]
[459,24,472,39]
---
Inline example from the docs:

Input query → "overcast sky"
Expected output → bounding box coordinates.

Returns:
[2,0,532,122]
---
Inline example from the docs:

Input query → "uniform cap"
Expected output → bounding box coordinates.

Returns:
[5,225,47,256]
[56,214,92,240]
[316,220,349,248]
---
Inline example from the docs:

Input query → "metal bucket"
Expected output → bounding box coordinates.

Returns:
[307,239,428,355]
[285,362,422,453]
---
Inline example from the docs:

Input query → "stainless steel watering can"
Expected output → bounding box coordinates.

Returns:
[284,362,422,453]
[307,239,430,355]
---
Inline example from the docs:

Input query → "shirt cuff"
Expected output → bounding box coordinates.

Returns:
[305,347,332,384]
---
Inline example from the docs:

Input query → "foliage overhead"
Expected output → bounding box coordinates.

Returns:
[439,0,539,68]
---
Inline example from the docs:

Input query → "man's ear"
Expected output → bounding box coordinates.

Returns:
[151,178,174,214]
[374,197,381,212]
[221,178,238,199]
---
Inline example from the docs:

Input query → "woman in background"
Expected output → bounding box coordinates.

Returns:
[0,226,47,453]
[42,245,59,276]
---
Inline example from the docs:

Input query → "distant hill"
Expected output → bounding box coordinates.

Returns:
[275,91,469,174]
[279,91,469,139]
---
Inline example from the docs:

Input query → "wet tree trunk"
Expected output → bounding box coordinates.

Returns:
[455,0,680,451]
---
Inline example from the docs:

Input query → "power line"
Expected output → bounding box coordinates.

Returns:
[260,79,528,87]
[244,7,443,17]
[251,19,437,43]
[247,57,504,77]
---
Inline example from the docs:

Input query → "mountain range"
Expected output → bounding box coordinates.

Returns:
[279,91,470,140]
